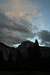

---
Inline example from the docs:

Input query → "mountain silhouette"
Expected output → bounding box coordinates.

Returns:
[0,40,49,70]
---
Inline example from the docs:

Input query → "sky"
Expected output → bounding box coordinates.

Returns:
[0,0,50,47]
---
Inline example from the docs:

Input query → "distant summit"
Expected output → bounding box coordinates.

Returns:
[18,39,39,49]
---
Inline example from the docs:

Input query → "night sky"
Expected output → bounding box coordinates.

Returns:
[0,0,50,47]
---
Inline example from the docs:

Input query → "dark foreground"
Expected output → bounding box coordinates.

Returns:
[0,63,49,75]
[0,40,49,74]
[0,58,49,71]
[0,71,49,75]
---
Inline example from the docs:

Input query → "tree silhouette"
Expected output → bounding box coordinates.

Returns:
[34,39,40,64]
[35,39,39,46]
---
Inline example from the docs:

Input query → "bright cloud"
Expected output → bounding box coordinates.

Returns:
[0,0,41,22]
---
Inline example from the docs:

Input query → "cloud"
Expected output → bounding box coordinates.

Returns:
[0,0,33,13]
[37,30,50,47]
[0,12,34,46]
[0,0,44,47]
[5,8,41,22]
[0,0,41,22]
[0,12,49,47]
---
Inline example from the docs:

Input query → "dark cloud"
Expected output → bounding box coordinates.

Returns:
[0,12,34,46]
[37,30,50,47]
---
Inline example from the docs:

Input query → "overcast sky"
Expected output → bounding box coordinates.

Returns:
[0,0,50,47]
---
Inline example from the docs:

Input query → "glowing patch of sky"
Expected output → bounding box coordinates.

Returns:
[26,35,45,47]
[13,43,21,48]
[32,0,50,31]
